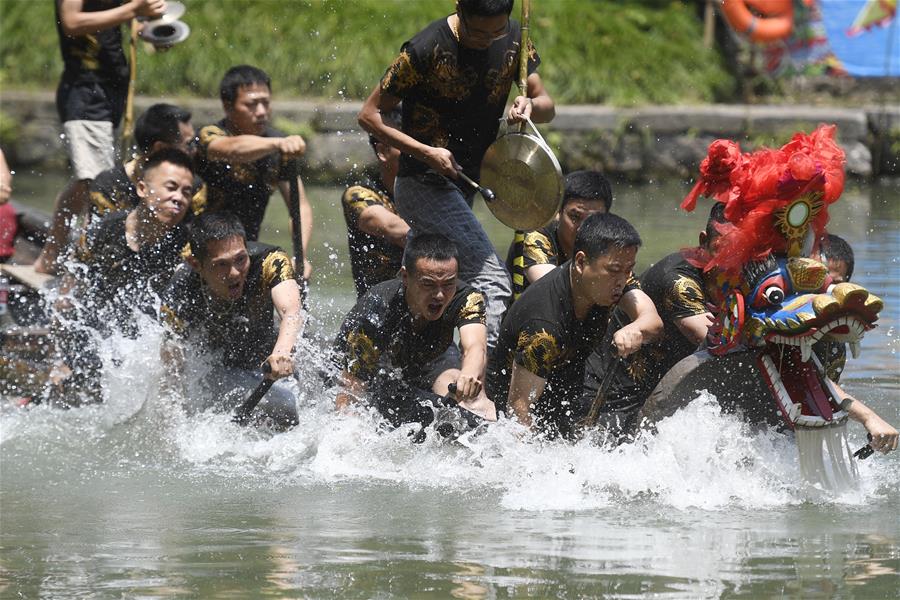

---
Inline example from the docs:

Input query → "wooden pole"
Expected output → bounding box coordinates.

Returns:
[121,18,138,157]
[703,0,716,49]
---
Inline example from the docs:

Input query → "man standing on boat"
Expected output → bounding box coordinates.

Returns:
[486,213,662,440]
[332,233,496,431]
[358,0,555,349]
[159,211,303,429]
[35,0,168,274]
[196,65,313,280]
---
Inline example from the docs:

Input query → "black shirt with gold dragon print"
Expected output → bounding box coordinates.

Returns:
[583,251,711,428]
[486,261,640,438]
[380,16,540,182]
[72,210,189,334]
[160,243,295,371]
[196,119,299,241]
[506,219,563,300]
[332,278,485,387]
[341,179,404,297]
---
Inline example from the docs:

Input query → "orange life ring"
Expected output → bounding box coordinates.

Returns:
[720,0,794,42]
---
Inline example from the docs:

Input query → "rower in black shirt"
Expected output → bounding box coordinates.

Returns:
[486,212,662,439]
[332,233,496,429]
[507,170,613,299]
[159,212,303,429]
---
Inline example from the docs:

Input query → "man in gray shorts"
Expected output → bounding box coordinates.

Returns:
[34,0,166,273]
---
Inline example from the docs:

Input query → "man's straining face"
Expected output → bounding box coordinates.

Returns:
[137,161,193,228]
[225,83,271,136]
[194,235,251,301]
[575,245,638,308]
[402,257,459,322]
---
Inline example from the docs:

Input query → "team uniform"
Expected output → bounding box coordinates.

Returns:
[332,278,485,427]
[486,262,640,439]
[196,120,299,241]
[380,16,540,346]
[340,179,404,297]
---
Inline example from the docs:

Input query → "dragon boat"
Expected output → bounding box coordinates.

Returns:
[637,125,884,486]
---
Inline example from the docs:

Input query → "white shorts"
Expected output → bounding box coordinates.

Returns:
[63,120,116,180]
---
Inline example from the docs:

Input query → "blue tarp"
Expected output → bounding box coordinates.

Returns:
[818,0,898,76]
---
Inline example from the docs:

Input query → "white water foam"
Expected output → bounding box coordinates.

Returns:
[2,322,893,512]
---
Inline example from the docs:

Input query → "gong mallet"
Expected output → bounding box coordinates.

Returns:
[457,170,496,203]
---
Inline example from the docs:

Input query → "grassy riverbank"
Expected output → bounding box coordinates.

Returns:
[0,0,733,105]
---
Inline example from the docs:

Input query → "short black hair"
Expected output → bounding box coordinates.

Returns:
[402,233,458,275]
[563,170,613,212]
[141,147,194,179]
[134,103,192,154]
[219,65,271,106]
[188,212,246,263]
[458,0,514,17]
[574,212,642,261]
[820,233,854,281]
[368,106,402,154]
[704,202,728,247]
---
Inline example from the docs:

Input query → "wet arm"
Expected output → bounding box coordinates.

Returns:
[335,369,366,412]
[524,263,555,285]
[839,387,899,453]
[358,205,410,248]
[205,134,298,163]
[507,362,546,429]
[614,289,663,356]
[674,312,714,347]
[456,323,488,399]
[58,0,163,36]
[268,279,304,379]
[159,336,187,399]
[0,148,11,204]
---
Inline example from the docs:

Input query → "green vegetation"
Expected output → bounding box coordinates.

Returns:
[0,0,733,105]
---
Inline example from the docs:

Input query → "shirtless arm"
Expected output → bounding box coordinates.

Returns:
[507,362,547,429]
[58,0,164,37]
[277,177,313,279]
[358,205,410,248]
[613,289,664,357]
[267,279,304,379]
[0,148,12,204]
[358,88,460,178]
[205,134,305,163]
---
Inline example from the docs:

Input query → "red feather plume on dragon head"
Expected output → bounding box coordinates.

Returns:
[681,124,845,274]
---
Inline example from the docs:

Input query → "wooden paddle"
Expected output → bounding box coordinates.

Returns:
[287,175,307,307]
[581,349,623,429]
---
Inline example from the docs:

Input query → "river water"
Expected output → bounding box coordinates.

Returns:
[2,171,898,598]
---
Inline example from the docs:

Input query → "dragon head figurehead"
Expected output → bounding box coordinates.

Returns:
[682,125,884,430]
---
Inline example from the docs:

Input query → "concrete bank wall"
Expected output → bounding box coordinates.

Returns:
[2,90,898,183]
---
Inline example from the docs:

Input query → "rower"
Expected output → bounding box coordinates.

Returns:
[332,233,496,431]
[196,65,312,279]
[89,103,203,219]
[47,147,195,405]
[340,108,409,297]
[485,212,662,440]
[159,211,303,429]
[507,170,613,299]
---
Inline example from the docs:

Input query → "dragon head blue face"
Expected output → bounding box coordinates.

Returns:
[710,257,883,429]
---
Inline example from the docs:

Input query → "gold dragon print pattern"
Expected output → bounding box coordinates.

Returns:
[346,330,381,378]
[517,329,562,377]
[457,291,487,326]
[522,230,555,266]
[381,51,422,93]
[261,251,295,289]
[666,275,706,315]
[426,46,477,99]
